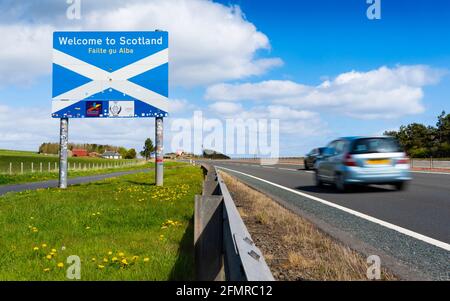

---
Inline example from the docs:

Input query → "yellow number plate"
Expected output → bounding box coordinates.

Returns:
[366,159,390,165]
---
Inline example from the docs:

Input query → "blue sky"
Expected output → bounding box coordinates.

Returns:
[0,0,449,156]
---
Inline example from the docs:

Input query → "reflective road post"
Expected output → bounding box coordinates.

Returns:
[59,118,69,189]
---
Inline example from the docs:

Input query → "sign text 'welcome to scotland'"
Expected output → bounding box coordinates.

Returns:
[52,31,169,119]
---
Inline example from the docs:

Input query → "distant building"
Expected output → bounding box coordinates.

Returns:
[72,149,88,157]
[88,152,101,158]
[102,151,122,160]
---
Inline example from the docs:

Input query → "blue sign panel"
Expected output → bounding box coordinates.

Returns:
[52,31,169,118]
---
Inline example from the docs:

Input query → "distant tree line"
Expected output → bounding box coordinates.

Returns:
[38,143,137,159]
[202,149,230,159]
[384,111,450,158]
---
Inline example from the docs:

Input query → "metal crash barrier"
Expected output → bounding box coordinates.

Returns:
[194,164,274,281]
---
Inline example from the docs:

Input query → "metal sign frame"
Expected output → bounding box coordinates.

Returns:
[52,31,169,188]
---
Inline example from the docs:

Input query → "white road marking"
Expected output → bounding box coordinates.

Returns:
[262,166,275,169]
[303,170,314,174]
[217,166,450,252]
[278,168,298,171]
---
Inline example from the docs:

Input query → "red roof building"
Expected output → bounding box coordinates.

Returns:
[72,149,88,157]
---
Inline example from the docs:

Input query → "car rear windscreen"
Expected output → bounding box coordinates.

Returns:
[350,138,403,154]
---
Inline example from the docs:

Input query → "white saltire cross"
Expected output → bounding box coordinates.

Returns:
[52,48,169,113]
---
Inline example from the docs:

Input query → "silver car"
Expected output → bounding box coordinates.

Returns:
[315,136,412,191]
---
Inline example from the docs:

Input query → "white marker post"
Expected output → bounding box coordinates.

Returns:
[59,118,69,189]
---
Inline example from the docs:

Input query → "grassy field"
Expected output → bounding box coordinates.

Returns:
[0,164,202,280]
[0,149,149,186]
[0,149,139,174]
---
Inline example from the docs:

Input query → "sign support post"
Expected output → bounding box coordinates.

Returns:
[155,117,164,186]
[59,117,69,189]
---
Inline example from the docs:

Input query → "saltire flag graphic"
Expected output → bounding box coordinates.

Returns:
[52,31,169,118]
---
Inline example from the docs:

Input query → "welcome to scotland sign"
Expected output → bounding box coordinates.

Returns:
[52,31,169,118]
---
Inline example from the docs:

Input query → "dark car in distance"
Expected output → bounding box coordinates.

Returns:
[304,147,326,170]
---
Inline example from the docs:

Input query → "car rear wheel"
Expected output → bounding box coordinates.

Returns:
[335,173,348,192]
[393,181,407,191]
[315,171,323,187]
[304,160,309,170]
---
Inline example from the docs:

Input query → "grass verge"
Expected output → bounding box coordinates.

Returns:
[0,164,203,280]
[0,161,185,186]
[220,171,397,281]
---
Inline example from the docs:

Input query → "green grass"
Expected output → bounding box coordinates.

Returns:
[0,150,139,174]
[0,161,184,186]
[0,163,144,186]
[0,149,185,186]
[0,164,202,280]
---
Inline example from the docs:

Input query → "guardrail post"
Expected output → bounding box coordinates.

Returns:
[194,195,225,281]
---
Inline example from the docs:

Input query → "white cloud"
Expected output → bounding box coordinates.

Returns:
[168,99,195,113]
[207,103,326,136]
[0,0,281,87]
[205,65,447,119]
[205,80,308,101]
[209,102,242,114]
[0,25,54,86]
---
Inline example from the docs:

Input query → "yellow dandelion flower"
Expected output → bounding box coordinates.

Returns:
[42,244,47,248]
[97,264,105,269]
[46,254,52,260]
[33,247,39,251]
[111,257,118,262]
[118,252,125,257]
[51,249,57,253]
[143,257,150,262]
[108,251,113,255]
[57,262,64,268]
[43,268,50,272]
[91,258,96,262]
[121,259,128,265]
[103,258,108,263]
[97,212,101,215]
[85,226,91,230]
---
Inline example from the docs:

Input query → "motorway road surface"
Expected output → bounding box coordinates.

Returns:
[205,160,450,280]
